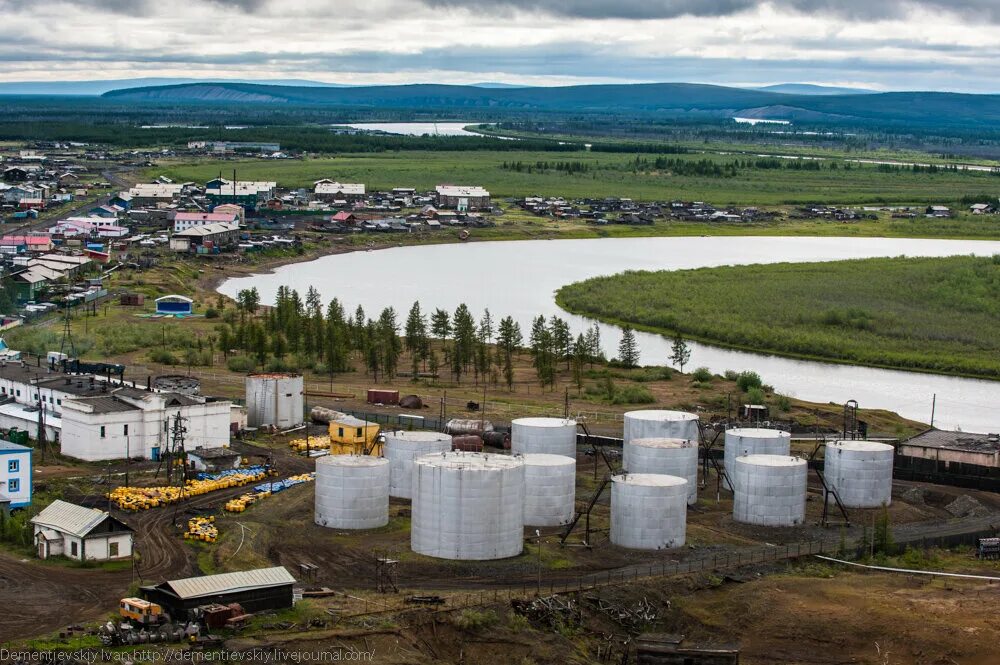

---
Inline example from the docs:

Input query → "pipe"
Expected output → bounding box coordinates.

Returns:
[814,555,1000,581]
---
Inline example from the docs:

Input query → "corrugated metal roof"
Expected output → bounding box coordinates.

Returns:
[30,499,108,537]
[162,566,296,600]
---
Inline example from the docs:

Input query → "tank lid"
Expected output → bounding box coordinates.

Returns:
[415,451,524,470]
[511,417,576,427]
[726,427,791,438]
[523,453,576,466]
[629,437,695,449]
[317,455,388,468]
[624,409,698,422]
[830,440,894,452]
[385,430,452,443]
[735,454,805,467]
[612,473,687,487]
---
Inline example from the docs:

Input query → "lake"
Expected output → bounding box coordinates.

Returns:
[219,236,1000,433]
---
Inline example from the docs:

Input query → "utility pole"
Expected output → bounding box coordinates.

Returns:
[930,394,936,428]
[535,529,542,596]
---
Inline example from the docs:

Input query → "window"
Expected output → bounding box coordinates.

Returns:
[109,542,119,558]
[8,459,18,473]
[57,399,61,406]
[123,424,128,436]
[1,388,6,394]
[15,390,20,397]
[7,479,19,493]
[356,427,363,438]
[100,426,106,438]
[337,427,344,438]
[71,541,78,557]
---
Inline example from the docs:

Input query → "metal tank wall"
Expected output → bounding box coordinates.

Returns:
[411,452,525,560]
[610,473,687,550]
[824,440,894,508]
[383,430,453,499]
[622,438,699,505]
[623,410,699,445]
[511,417,577,457]
[723,428,792,490]
[245,373,304,429]
[314,456,390,529]
[732,455,807,527]
[523,453,576,526]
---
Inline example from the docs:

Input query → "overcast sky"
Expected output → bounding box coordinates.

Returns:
[1,0,997,91]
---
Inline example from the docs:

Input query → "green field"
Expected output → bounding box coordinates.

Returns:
[556,256,1000,379]
[151,150,1000,206]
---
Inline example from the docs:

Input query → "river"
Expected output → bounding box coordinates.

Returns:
[340,122,479,137]
[219,236,1000,433]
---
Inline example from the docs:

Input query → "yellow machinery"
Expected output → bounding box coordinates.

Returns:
[119,598,163,625]
[327,416,382,456]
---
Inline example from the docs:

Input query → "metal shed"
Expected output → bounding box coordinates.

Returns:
[140,566,296,619]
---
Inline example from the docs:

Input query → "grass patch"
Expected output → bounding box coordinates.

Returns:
[558,255,1000,378]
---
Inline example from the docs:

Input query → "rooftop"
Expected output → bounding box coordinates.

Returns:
[150,566,295,600]
[903,429,1000,452]
[30,499,124,538]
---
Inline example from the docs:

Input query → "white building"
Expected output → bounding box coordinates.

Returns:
[314,181,366,202]
[31,499,134,561]
[171,212,240,232]
[0,364,233,461]
[0,439,31,509]
[435,185,491,211]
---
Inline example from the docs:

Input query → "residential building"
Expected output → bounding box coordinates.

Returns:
[127,183,184,207]
[0,439,31,509]
[31,499,133,560]
[205,179,276,209]
[171,211,240,232]
[169,222,240,252]
[314,180,366,202]
[435,185,491,211]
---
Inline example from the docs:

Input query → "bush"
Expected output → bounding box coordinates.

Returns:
[204,308,219,319]
[691,366,713,382]
[226,355,257,373]
[453,609,498,631]
[609,384,656,404]
[776,394,792,412]
[746,386,766,404]
[149,349,178,365]
[723,369,739,381]
[736,370,763,392]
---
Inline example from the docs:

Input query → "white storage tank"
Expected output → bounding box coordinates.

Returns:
[523,454,576,526]
[623,438,698,505]
[511,417,577,457]
[824,440,894,508]
[732,455,807,527]
[724,428,792,488]
[623,410,699,444]
[610,473,687,550]
[245,373,304,429]
[314,456,390,530]
[411,452,525,560]
[383,430,453,499]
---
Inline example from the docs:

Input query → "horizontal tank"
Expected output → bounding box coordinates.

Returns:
[315,456,390,530]
[245,373,304,429]
[824,440,894,508]
[411,452,525,560]
[611,473,687,550]
[511,417,577,457]
[523,454,576,526]
[732,455,807,527]
[383,430,453,499]
[724,428,792,490]
[623,438,698,505]
[623,410,699,445]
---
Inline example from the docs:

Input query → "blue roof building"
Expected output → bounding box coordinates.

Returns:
[0,439,32,509]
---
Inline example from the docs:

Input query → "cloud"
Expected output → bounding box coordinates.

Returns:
[421,0,1000,21]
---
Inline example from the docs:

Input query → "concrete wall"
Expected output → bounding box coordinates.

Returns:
[898,444,998,468]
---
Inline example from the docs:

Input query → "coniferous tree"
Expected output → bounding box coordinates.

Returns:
[619,326,639,369]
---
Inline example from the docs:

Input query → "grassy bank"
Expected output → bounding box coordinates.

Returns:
[557,256,1000,379]
[149,151,1000,207]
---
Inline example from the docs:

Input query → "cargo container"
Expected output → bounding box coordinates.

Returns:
[367,389,399,405]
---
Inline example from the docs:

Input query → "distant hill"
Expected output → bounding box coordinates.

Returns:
[0,77,344,96]
[756,83,877,96]
[101,81,1000,129]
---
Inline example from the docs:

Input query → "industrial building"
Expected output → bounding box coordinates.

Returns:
[127,183,184,207]
[205,179,276,209]
[187,447,241,473]
[0,363,233,461]
[898,430,999,468]
[31,499,133,561]
[140,567,296,618]
[314,180,366,202]
[0,439,31,509]
[171,211,241,232]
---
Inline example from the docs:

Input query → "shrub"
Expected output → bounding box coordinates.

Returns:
[204,308,219,319]
[453,609,498,631]
[226,355,257,373]
[776,394,792,412]
[746,386,766,405]
[723,369,739,381]
[691,366,713,382]
[736,370,763,392]
[149,349,178,365]
[609,384,656,404]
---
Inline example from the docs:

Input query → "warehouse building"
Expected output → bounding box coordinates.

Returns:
[31,499,133,561]
[141,567,296,618]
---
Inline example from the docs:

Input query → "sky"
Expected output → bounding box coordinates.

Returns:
[0,0,998,92]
